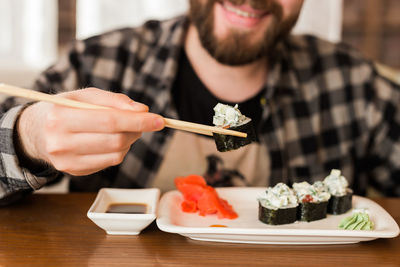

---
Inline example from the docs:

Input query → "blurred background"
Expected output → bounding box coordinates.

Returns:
[0,0,399,88]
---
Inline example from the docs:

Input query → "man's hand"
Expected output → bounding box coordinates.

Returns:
[17,88,165,176]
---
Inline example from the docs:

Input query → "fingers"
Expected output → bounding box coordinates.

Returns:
[60,87,149,112]
[50,150,131,176]
[50,88,165,133]
[47,106,165,133]
[45,132,140,155]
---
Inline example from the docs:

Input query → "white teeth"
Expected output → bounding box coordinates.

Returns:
[224,4,261,18]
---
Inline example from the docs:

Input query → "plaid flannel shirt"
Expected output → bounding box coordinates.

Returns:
[1,16,399,203]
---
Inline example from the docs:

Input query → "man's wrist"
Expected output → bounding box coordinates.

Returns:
[13,106,51,174]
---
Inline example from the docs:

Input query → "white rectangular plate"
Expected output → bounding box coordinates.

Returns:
[156,187,399,244]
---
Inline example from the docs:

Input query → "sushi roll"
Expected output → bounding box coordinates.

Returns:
[258,183,299,225]
[212,103,256,152]
[323,169,353,215]
[292,181,330,222]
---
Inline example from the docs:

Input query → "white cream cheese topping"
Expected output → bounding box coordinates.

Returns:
[323,169,349,196]
[292,181,331,203]
[258,183,298,210]
[213,103,246,127]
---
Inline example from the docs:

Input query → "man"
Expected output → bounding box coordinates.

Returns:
[1,0,399,204]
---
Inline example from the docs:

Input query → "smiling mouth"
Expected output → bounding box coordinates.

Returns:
[222,1,269,19]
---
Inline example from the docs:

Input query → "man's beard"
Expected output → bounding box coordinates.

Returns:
[189,0,300,66]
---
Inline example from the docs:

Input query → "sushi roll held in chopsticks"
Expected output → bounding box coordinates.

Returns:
[212,103,256,152]
[258,183,299,225]
[324,169,353,215]
[293,181,331,222]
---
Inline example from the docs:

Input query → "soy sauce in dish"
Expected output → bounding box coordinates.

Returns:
[105,203,147,214]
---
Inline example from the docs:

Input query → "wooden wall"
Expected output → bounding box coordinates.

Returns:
[343,0,400,68]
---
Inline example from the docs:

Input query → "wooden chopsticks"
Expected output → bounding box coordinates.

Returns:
[0,83,247,138]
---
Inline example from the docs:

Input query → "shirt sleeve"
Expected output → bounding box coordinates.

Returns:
[0,105,60,204]
[365,69,400,196]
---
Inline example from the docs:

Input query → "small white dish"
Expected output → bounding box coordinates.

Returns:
[87,188,160,235]
[156,187,399,244]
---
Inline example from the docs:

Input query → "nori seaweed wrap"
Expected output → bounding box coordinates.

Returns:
[297,201,329,222]
[213,118,257,152]
[293,181,330,222]
[327,189,353,215]
[258,183,299,225]
[258,203,297,225]
[323,169,353,215]
[212,103,256,152]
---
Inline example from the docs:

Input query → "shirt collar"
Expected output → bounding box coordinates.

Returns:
[130,16,188,119]
[264,38,302,100]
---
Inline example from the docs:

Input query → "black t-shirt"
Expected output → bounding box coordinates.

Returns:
[171,49,264,136]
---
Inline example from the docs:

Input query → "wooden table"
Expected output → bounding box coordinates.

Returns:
[0,193,399,267]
